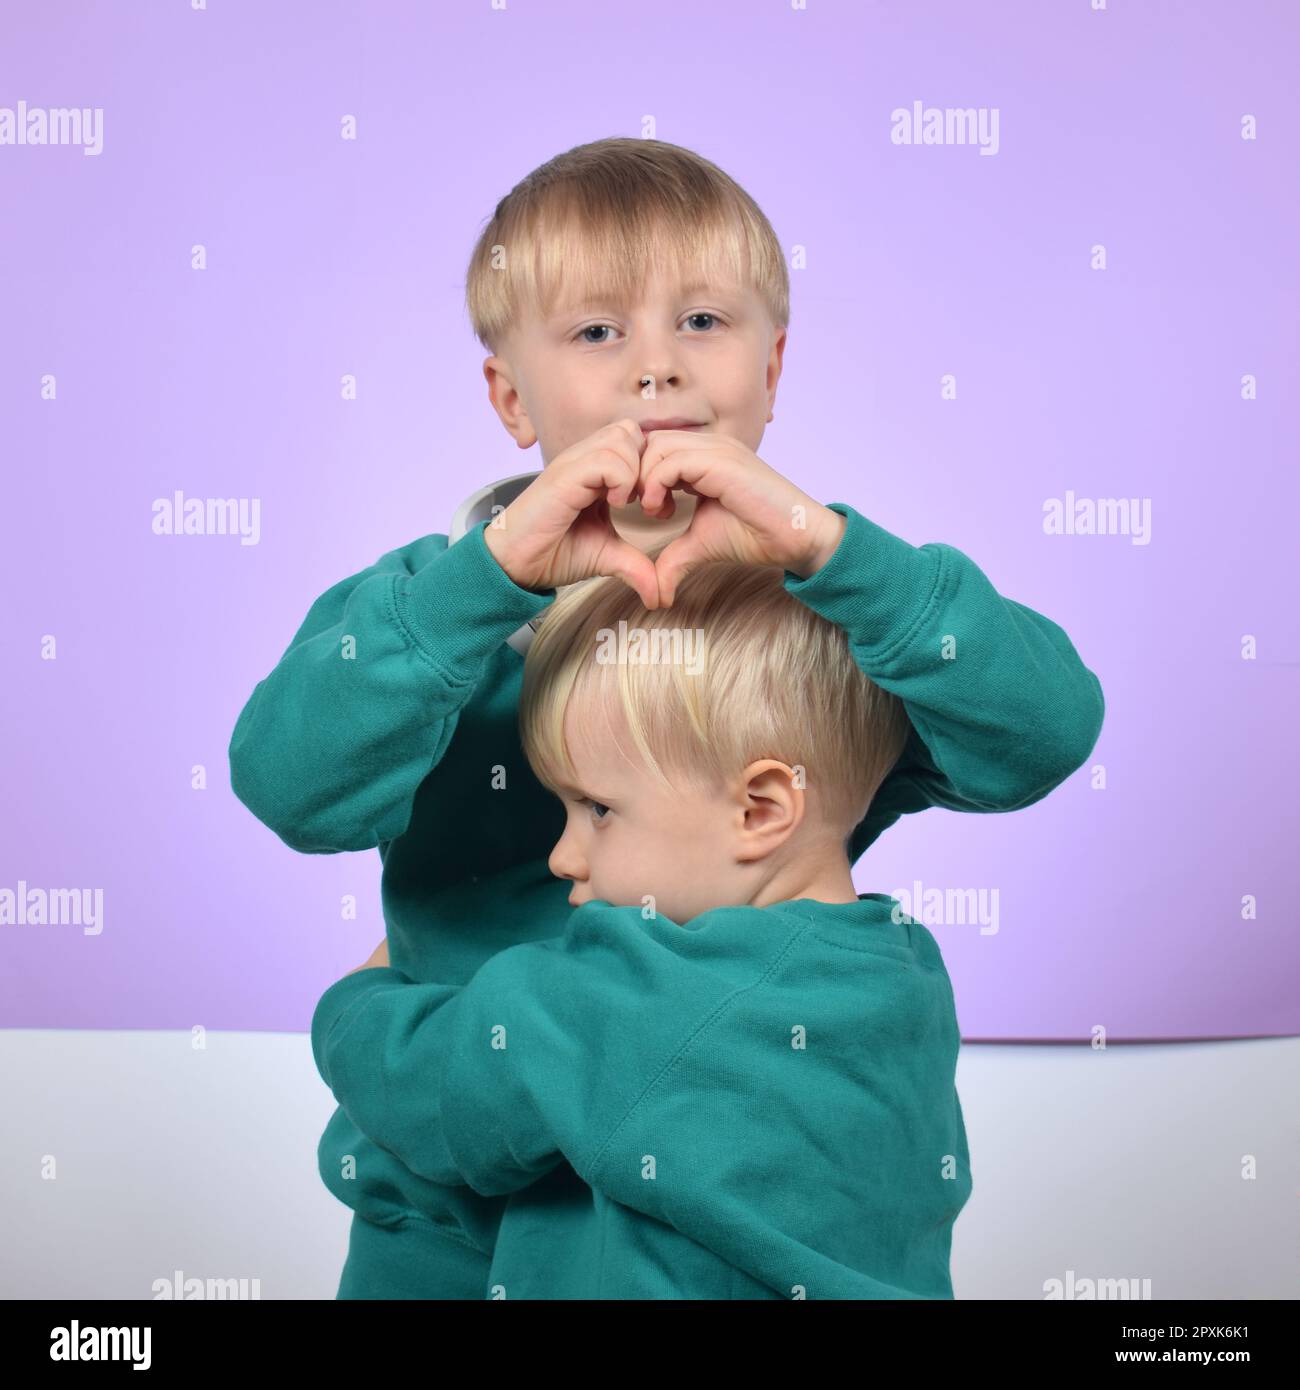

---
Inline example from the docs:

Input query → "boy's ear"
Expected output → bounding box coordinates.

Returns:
[765,327,787,422]
[483,355,538,450]
[733,759,803,862]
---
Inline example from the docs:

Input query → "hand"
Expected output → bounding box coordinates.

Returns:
[637,432,847,606]
[482,420,661,608]
[346,938,390,975]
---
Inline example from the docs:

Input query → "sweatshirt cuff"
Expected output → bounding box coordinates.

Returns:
[310,965,410,1090]
[783,503,944,658]
[394,519,555,680]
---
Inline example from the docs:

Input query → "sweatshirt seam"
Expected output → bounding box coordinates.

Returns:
[583,920,813,1185]
[789,506,948,667]
[313,969,405,1085]
[808,930,940,972]
[868,539,952,667]
[391,1211,493,1259]
[384,571,477,686]
[806,934,951,978]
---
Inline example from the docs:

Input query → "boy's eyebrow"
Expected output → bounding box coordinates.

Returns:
[549,281,734,320]
[554,781,618,803]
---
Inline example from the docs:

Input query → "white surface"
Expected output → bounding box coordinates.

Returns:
[1,1031,1295,1299]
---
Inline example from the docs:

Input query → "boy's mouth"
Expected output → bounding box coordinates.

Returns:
[638,417,706,432]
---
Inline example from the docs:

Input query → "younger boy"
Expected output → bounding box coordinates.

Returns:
[313,558,972,1299]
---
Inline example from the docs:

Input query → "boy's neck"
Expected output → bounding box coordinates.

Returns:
[751,866,862,908]
[748,845,863,908]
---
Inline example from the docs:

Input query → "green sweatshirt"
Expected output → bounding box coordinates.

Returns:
[312,893,971,1299]
[228,497,1104,1295]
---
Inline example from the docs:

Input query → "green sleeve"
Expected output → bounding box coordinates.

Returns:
[783,504,1105,861]
[311,966,471,1187]
[227,520,553,853]
[309,906,712,1197]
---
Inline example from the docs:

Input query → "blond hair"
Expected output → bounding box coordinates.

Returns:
[464,137,789,354]
[519,560,911,841]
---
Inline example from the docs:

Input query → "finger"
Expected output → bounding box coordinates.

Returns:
[604,426,645,507]
[613,452,642,509]
[555,423,643,509]
[608,420,647,488]
[567,444,643,513]
[639,436,720,512]
[609,417,647,453]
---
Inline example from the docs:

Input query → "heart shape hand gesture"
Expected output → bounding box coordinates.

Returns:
[483,420,846,609]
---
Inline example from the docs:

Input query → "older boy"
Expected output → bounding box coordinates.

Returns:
[229,137,1103,1299]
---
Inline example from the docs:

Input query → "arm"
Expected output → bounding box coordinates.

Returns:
[312,966,475,1187]
[310,904,709,1196]
[227,520,553,853]
[783,504,1105,858]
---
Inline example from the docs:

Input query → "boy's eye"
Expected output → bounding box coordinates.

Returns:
[574,313,720,345]
[584,798,611,822]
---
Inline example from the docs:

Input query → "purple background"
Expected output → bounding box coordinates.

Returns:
[1,1,1296,1040]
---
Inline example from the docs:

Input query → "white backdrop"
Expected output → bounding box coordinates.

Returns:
[2,1033,1294,1300]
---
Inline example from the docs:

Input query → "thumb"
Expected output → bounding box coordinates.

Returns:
[599,537,662,610]
[651,532,706,609]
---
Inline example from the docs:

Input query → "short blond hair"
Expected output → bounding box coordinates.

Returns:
[464,137,790,354]
[519,560,911,841]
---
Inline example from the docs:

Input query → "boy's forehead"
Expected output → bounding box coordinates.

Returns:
[547,264,749,319]
[561,698,642,790]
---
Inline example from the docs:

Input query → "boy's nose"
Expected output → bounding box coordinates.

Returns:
[632,348,682,397]
[548,837,586,886]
